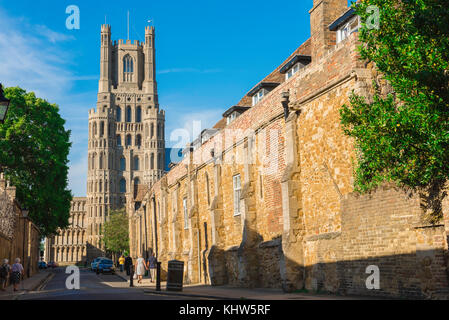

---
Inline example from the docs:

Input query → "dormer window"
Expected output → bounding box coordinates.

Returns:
[252,89,266,106]
[280,55,311,81]
[329,8,360,44]
[223,106,251,125]
[247,82,280,107]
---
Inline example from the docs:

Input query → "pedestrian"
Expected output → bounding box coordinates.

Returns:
[119,255,125,273]
[0,259,11,291]
[135,254,148,284]
[125,254,133,276]
[11,258,24,292]
[147,253,158,283]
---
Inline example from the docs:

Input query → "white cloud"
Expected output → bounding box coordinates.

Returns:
[35,25,76,43]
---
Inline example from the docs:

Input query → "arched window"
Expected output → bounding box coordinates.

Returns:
[116,107,122,122]
[136,106,142,123]
[134,156,140,171]
[123,55,134,82]
[126,134,132,146]
[136,134,142,147]
[126,106,132,122]
[117,135,122,147]
[120,178,126,193]
[151,123,154,138]
[151,153,155,170]
[134,178,140,186]
[158,153,162,170]
[99,154,104,170]
[120,157,126,171]
[100,122,105,137]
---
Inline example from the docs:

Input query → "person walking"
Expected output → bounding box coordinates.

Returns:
[0,259,11,291]
[11,258,24,292]
[147,253,158,283]
[119,255,125,273]
[135,255,148,284]
[125,254,133,276]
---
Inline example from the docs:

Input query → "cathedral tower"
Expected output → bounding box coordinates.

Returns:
[87,24,165,259]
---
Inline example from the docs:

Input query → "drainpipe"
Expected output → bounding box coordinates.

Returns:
[282,91,290,120]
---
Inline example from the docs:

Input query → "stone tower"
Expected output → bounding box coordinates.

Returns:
[87,24,165,260]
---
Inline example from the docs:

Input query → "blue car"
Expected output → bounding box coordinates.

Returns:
[91,257,103,272]
[97,258,115,274]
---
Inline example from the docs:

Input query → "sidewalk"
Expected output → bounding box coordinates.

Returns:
[0,270,53,300]
[114,271,363,300]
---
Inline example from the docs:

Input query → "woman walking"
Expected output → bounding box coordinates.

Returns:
[135,255,147,284]
[11,258,24,292]
[0,259,11,291]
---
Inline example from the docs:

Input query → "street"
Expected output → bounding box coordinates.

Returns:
[18,268,198,300]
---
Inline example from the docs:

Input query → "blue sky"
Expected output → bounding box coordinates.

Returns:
[0,0,350,196]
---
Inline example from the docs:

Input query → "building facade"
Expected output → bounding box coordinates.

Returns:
[46,24,166,263]
[128,0,449,299]
[45,198,87,265]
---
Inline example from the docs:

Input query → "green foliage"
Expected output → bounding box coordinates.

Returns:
[0,87,72,236]
[102,209,129,254]
[340,0,449,193]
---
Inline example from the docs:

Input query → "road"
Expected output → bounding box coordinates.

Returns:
[18,268,195,300]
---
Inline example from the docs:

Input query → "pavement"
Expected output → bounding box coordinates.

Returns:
[114,270,362,300]
[0,269,53,300]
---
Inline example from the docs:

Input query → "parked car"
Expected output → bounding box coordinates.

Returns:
[38,261,47,269]
[97,259,115,274]
[47,261,58,269]
[91,257,106,272]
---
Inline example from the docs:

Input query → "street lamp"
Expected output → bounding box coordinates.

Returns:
[0,84,10,124]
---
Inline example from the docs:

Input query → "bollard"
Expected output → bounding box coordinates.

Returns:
[156,262,161,291]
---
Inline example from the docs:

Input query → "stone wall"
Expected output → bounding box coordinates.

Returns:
[127,0,449,298]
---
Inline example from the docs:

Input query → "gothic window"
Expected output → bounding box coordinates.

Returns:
[123,55,134,82]
[120,178,126,193]
[136,106,142,123]
[117,135,122,147]
[99,154,104,170]
[100,122,105,137]
[134,156,140,171]
[116,107,122,122]
[136,134,142,147]
[120,157,126,171]
[158,153,162,170]
[151,153,155,170]
[151,123,154,138]
[126,134,132,147]
[134,178,140,186]
[126,106,132,122]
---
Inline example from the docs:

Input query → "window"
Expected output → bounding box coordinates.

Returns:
[123,55,134,82]
[183,198,189,229]
[116,135,122,147]
[116,107,122,122]
[206,173,211,205]
[120,157,126,171]
[126,134,132,147]
[226,112,238,125]
[136,134,142,147]
[126,106,132,122]
[252,89,266,106]
[136,106,142,123]
[134,156,140,171]
[119,178,126,193]
[134,178,140,186]
[286,63,300,80]
[336,16,360,44]
[233,174,242,216]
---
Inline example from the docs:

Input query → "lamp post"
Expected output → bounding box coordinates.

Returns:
[0,84,10,124]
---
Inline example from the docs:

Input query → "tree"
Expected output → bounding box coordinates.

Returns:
[340,0,449,217]
[0,87,72,236]
[102,209,129,255]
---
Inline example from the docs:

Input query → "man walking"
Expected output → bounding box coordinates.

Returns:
[124,254,133,276]
[0,259,10,291]
[147,253,158,283]
[119,255,125,273]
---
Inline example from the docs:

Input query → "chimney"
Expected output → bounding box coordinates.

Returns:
[310,0,348,61]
